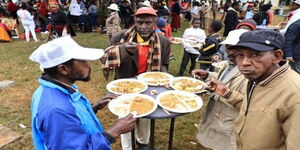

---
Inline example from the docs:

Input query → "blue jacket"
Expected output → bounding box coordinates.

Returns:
[31,76,112,150]
[283,19,300,61]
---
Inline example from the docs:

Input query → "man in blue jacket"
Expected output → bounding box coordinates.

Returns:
[29,36,136,150]
[283,19,300,74]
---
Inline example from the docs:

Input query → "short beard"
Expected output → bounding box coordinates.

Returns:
[69,67,92,82]
[80,68,91,82]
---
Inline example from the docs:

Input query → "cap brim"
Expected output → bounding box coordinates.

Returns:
[108,7,119,11]
[134,12,157,16]
[220,39,235,45]
[228,42,275,51]
[72,48,104,61]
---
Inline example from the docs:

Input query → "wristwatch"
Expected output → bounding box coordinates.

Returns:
[102,132,116,144]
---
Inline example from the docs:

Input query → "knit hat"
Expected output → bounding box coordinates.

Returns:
[236,18,257,31]
[157,17,166,28]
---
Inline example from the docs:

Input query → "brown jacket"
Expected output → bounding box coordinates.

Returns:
[110,30,171,79]
[197,61,247,150]
[231,62,300,150]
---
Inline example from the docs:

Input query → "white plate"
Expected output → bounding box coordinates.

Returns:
[137,72,174,86]
[106,79,148,95]
[171,37,183,44]
[170,77,206,94]
[156,90,203,113]
[108,94,158,118]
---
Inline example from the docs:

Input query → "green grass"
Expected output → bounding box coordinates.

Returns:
[0,13,285,150]
[0,20,210,150]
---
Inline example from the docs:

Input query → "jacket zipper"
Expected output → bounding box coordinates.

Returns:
[245,81,256,116]
[238,81,256,136]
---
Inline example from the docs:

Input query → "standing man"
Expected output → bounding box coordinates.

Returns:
[280,0,300,34]
[119,0,134,29]
[244,4,254,19]
[47,0,73,37]
[29,36,136,150]
[283,19,300,74]
[101,7,171,150]
[209,30,300,149]
[223,2,240,37]
[170,0,181,32]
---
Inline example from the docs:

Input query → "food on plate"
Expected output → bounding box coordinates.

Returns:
[108,80,147,94]
[157,91,202,113]
[159,93,189,111]
[113,105,128,115]
[138,72,173,86]
[108,94,157,118]
[129,96,154,116]
[186,38,203,49]
[171,37,183,44]
[171,77,205,93]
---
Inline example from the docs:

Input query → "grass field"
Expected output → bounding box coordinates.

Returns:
[0,13,285,150]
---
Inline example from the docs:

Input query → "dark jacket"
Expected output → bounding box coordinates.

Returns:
[253,11,269,25]
[224,8,239,37]
[199,33,221,59]
[50,10,69,26]
[283,19,300,61]
[110,30,171,79]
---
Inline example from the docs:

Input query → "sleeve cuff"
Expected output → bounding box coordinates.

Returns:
[102,132,116,144]
[221,88,232,99]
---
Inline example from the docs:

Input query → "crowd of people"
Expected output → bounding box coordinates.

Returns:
[1,0,300,149]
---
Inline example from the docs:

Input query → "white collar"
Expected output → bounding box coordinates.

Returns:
[293,8,300,14]
[228,7,237,12]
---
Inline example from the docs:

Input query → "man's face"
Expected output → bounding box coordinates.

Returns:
[234,4,241,11]
[226,47,236,64]
[291,3,300,11]
[67,60,92,82]
[234,48,281,81]
[49,5,59,13]
[135,15,156,39]
[162,16,168,21]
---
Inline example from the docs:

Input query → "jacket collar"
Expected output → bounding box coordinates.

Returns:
[207,33,219,38]
[228,7,237,13]
[293,8,300,14]
[257,61,290,86]
[40,75,77,94]
[40,75,84,102]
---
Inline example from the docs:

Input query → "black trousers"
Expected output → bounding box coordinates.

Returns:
[178,50,199,76]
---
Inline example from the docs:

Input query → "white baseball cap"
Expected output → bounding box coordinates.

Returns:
[294,0,300,5]
[29,36,104,69]
[142,0,152,7]
[108,3,119,11]
[220,29,249,45]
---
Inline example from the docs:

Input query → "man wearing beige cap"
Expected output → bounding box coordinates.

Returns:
[30,36,136,150]
[101,7,171,150]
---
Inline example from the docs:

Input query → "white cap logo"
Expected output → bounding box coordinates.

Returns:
[265,40,270,45]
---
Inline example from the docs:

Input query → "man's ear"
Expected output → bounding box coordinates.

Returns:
[57,65,70,76]
[273,49,283,64]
